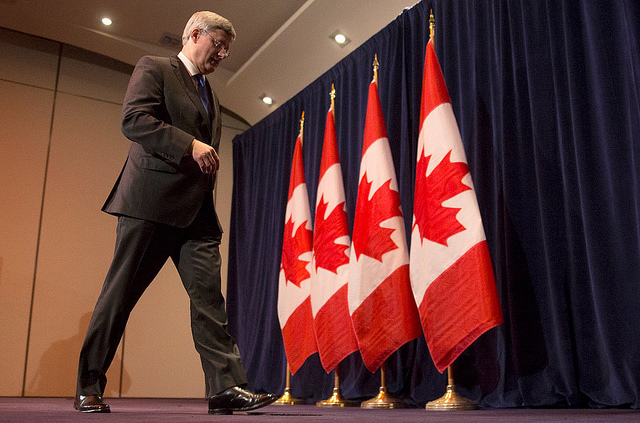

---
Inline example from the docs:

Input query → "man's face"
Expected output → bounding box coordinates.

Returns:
[192,28,232,75]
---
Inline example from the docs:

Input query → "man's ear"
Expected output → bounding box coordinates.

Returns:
[191,28,201,43]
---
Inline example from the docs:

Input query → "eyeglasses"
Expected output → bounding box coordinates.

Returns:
[202,30,231,58]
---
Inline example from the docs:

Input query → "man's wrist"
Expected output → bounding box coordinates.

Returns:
[185,139,197,156]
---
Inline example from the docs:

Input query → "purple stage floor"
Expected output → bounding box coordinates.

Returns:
[0,397,639,422]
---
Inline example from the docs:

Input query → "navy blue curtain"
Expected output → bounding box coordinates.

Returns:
[226,0,640,408]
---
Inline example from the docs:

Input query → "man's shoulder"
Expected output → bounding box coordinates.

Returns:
[137,55,175,64]
[134,55,180,71]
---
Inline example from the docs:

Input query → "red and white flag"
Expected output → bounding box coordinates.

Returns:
[410,39,503,372]
[348,74,422,373]
[278,121,318,374]
[310,103,359,373]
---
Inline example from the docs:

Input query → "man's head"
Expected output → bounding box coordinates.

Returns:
[181,11,236,75]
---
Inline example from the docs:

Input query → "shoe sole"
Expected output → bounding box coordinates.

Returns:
[75,404,111,413]
[208,396,278,415]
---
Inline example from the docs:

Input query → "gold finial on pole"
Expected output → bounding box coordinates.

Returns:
[429,9,435,41]
[299,110,305,146]
[330,84,336,111]
[373,54,379,84]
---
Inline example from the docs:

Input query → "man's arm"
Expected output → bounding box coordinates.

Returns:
[120,56,195,164]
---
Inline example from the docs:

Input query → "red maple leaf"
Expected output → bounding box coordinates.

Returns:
[352,173,402,261]
[413,149,471,246]
[313,196,349,273]
[281,216,312,287]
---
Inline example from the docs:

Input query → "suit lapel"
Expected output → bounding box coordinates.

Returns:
[171,56,213,140]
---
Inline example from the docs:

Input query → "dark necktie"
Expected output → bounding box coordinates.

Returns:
[195,74,211,118]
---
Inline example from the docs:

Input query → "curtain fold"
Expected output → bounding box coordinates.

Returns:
[227,0,640,407]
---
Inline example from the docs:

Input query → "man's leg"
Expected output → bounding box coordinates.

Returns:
[173,212,248,397]
[76,217,172,398]
[174,200,277,414]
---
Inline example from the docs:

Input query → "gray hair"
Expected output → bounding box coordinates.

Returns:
[182,11,236,45]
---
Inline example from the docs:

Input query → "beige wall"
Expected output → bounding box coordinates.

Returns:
[0,28,246,398]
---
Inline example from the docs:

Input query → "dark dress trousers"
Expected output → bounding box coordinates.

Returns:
[76,55,247,397]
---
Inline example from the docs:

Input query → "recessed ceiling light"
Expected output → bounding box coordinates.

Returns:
[101,17,113,26]
[260,94,274,106]
[329,30,351,47]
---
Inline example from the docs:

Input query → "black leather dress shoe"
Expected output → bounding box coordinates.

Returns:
[74,395,110,413]
[208,386,278,415]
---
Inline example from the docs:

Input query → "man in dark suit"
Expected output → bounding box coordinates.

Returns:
[74,11,277,415]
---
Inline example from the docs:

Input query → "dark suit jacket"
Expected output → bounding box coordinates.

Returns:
[103,55,222,229]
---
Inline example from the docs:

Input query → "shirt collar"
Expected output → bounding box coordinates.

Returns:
[177,51,199,77]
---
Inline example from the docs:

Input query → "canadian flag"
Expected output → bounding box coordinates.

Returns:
[310,103,359,373]
[278,123,318,374]
[410,39,503,372]
[348,74,423,372]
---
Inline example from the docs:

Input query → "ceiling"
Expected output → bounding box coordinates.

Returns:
[0,0,420,126]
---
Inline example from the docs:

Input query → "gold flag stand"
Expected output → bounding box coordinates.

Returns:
[273,363,304,405]
[361,363,405,409]
[425,366,477,410]
[316,367,359,407]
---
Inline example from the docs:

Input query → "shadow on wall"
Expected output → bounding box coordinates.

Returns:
[26,312,130,397]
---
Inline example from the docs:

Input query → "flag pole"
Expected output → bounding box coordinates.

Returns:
[273,362,305,405]
[359,54,405,410]
[360,362,405,409]
[315,84,358,408]
[276,124,307,404]
[423,12,477,410]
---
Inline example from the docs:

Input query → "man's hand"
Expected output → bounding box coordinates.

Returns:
[190,139,219,174]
